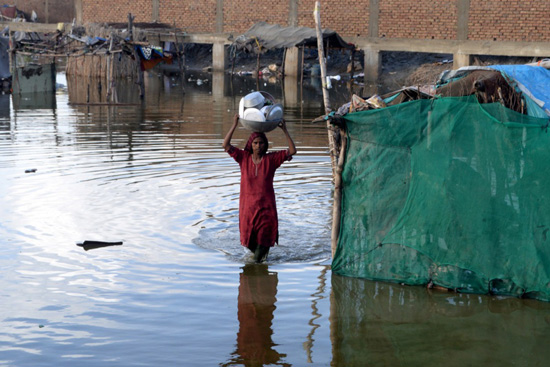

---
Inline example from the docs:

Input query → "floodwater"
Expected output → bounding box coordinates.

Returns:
[1,70,550,367]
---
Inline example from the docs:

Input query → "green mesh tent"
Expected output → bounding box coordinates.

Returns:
[331,73,550,301]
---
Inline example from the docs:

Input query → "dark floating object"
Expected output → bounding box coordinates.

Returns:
[76,240,123,251]
[25,168,37,173]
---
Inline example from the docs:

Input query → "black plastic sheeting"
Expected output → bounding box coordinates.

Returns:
[232,21,354,53]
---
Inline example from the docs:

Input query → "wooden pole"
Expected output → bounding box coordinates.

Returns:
[8,32,14,75]
[106,34,113,101]
[314,1,337,177]
[300,45,305,89]
[136,52,145,99]
[174,25,186,78]
[256,52,261,79]
[313,2,331,114]
[350,49,355,80]
[281,47,287,79]
[255,36,261,86]
[110,54,118,103]
[128,13,134,41]
[331,129,346,257]
[106,59,111,101]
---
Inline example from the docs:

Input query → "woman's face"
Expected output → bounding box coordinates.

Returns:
[252,137,266,154]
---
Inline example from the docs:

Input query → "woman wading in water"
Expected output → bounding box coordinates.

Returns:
[223,114,297,262]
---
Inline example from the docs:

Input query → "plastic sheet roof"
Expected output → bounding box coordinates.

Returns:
[233,21,354,51]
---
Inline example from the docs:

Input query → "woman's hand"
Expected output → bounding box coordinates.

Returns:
[278,119,287,131]
[233,113,240,126]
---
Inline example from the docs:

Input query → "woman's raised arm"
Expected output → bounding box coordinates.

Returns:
[223,114,240,151]
[279,119,297,156]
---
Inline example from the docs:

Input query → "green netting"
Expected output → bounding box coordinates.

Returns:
[332,95,550,301]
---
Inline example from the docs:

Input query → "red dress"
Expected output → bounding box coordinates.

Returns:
[228,146,290,248]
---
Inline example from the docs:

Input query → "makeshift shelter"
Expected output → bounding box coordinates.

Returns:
[330,65,550,301]
[230,21,354,76]
[63,22,175,101]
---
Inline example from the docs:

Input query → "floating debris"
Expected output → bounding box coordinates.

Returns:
[76,240,123,251]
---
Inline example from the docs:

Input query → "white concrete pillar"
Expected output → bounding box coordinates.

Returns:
[364,48,381,84]
[212,71,225,98]
[453,52,472,69]
[284,46,302,77]
[212,43,227,72]
[283,75,299,108]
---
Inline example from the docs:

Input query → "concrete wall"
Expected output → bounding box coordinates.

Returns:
[79,0,550,43]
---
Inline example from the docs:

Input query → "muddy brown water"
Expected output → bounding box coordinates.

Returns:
[1,71,550,366]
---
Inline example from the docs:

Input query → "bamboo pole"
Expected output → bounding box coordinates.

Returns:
[313,2,331,114]
[128,13,134,41]
[331,128,346,257]
[256,52,261,79]
[110,54,118,103]
[313,1,337,177]
[106,36,112,101]
[281,47,287,78]
[314,1,345,257]
[300,45,305,87]
[231,49,236,76]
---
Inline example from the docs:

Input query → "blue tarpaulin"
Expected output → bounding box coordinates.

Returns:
[439,65,550,117]
[488,65,550,116]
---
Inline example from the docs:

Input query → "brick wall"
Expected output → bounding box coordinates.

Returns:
[160,0,217,33]
[469,1,550,42]
[78,0,550,42]
[297,0,369,37]
[223,0,289,34]
[379,0,457,39]
[82,0,152,25]
[13,0,74,23]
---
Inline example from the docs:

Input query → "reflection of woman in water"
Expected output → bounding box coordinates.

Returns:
[221,264,290,367]
[223,114,297,262]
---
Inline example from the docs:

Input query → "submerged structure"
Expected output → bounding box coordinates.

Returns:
[330,64,550,301]
[2,14,179,101]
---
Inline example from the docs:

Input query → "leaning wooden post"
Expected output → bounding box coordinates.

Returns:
[313,1,337,177]
[313,2,330,113]
[331,127,346,257]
